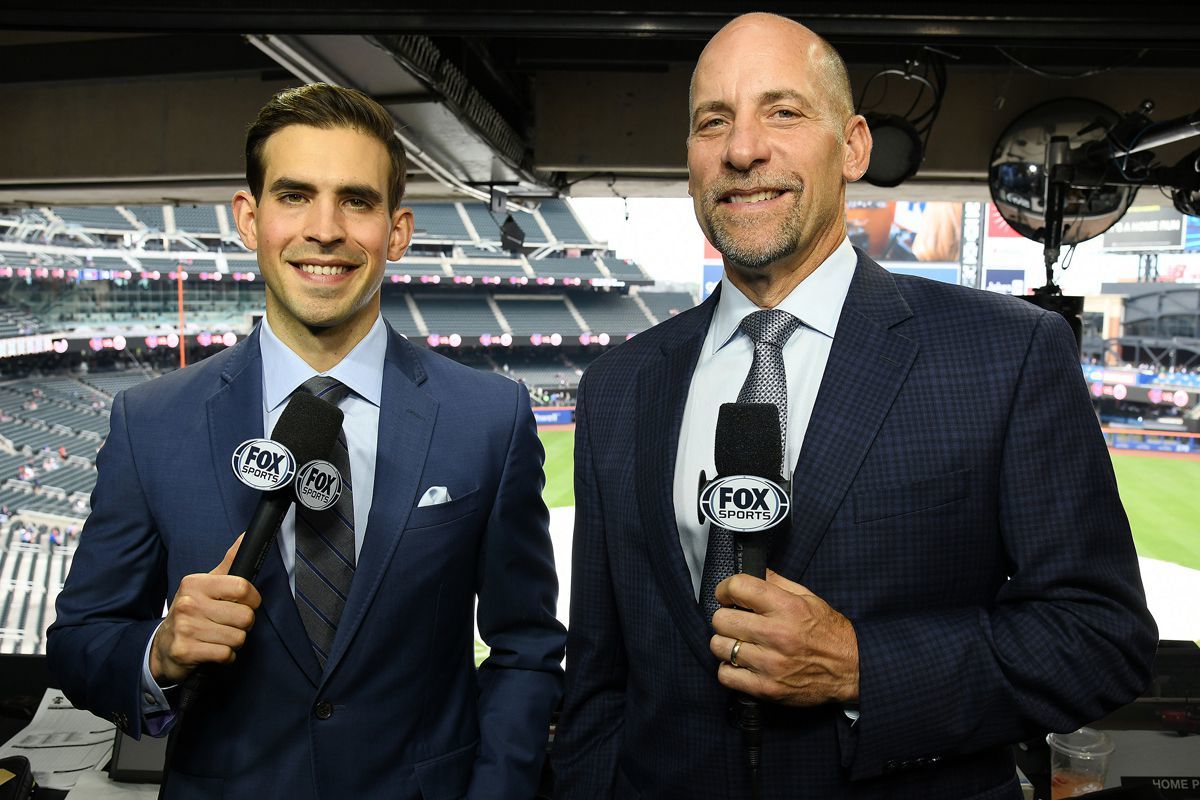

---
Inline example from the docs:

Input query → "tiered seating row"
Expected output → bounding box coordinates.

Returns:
[172,205,221,234]
[0,519,76,655]
[640,290,698,324]
[52,206,134,231]
[602,256,651,282]
[0,299,42,337]
[418,296,503,336]
[570,293,653,336]
[28,198,597,245]
[81,372,156,397]
[496,298,582,336]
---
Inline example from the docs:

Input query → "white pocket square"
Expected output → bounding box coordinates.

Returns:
[417,486,452,507]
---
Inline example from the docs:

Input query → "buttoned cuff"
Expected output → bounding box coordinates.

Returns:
[140,620,177,736]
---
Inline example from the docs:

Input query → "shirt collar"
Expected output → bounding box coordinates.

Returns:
[711,237,857,355]
[260,314,388,413]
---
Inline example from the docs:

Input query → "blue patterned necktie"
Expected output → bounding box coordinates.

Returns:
[293,376,355,668]
[699,309,801,624]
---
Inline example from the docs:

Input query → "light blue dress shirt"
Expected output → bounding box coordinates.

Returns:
[259,314,384,581]
[673,238,857,600]
[139,315,388,725]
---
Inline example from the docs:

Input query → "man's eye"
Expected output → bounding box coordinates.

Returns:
[280,193,306,204]
[345,198,370,209]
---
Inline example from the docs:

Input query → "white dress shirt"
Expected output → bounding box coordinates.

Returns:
[673,238,857,599]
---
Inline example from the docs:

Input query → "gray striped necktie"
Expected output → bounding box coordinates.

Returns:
[699,308,800,624]
[293,376,355,668]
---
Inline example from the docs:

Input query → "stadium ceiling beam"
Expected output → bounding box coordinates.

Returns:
[2,5,1198,51]
[4,4,1200,204]
[244,33,561,209]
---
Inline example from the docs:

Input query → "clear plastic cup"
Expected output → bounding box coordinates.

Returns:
[1046,727,1114,799]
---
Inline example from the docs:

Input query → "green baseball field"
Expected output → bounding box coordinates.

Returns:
[536,429,1200,573]
[539,429,576,510]
[1110,453,1200,572]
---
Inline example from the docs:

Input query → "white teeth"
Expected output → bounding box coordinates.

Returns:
[727,190,782,204]
[298,263,349,276]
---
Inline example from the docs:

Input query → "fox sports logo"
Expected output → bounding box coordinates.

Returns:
[700,475,789,533]
[231,439,297,491]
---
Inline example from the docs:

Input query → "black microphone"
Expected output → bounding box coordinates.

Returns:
[176,393,342,709]
[714,402,786,579]
[227,391,344,581]
[161,390,344,798]
[713,402,787,800]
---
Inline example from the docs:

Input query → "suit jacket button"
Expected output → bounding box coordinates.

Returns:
[314,701,333,720]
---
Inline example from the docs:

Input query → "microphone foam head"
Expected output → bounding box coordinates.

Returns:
[270,390,344,468]
[715,402,781,478]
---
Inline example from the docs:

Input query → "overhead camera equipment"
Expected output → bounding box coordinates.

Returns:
[989,97,1200,288]
[481,183,528,254]
[499,213,526,254]
[988,98,1200,345]
[857,49,953,188]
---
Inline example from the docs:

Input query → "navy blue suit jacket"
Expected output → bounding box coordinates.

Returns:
[553,253,1156,799]
[48,323,565,799]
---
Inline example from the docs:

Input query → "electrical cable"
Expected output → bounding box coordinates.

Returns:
[994,47,1149,80]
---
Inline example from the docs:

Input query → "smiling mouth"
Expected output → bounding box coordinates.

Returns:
[721,190,785,205]
[291,262,356,276]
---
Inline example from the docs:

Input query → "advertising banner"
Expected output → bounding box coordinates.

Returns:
[1102,204,1185,251]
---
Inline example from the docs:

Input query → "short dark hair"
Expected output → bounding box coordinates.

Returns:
[245,83,407,211]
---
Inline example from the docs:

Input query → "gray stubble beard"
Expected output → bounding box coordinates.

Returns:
[701,183,806,271]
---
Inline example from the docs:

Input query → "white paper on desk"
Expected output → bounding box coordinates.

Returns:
[0,688,115,790]
[65,770,159,799]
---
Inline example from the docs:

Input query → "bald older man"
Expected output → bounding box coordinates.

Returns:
[552,12,1155,800]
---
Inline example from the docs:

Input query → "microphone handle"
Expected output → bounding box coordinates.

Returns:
[228,489,294,580]
[737,534,768,580]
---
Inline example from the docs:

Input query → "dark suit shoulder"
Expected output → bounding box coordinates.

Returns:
[886,272,1062,363]
[891,272,1047,330]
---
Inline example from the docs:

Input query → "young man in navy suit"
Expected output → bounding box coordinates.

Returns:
[553,13,1155,799]
[49,83,564,799]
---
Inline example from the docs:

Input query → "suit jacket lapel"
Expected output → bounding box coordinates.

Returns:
[206,328,322,685]
[322,325,437,679]
[634,289,720,669]
[774,254,918,579]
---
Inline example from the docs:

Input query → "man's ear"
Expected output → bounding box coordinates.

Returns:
[231,190,259,251]
[842,114,873,183]
[388,206,415,262]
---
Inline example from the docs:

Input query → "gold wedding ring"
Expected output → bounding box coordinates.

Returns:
[730,639,743,667]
